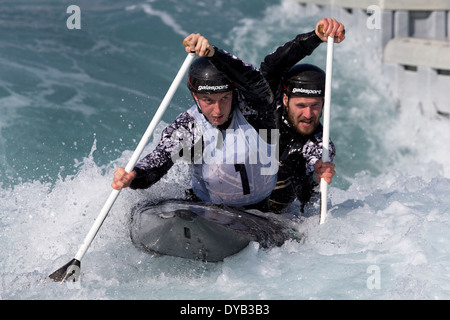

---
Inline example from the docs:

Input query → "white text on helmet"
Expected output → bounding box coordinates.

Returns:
[292,87,322,95]
[198,84,229,91]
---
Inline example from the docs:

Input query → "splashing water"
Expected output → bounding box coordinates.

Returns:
[1,0,450,300]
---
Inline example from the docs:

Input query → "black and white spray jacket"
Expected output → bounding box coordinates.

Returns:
[260,30,336,213]
[130,47,276,207]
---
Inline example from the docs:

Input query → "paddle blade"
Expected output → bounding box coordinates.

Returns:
[49,259,81,282]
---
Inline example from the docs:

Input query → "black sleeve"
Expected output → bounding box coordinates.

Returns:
[208,47,274,112]
[260,31,322,96]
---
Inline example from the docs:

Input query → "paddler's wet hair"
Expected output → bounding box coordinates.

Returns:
[282,64,325,98]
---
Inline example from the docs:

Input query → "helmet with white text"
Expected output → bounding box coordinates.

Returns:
[187,58,233,94]
[282,64,325,98]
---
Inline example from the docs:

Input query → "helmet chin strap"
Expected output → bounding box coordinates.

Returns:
[191,92,203,114]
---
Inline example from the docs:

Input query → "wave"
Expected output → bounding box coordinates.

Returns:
[126,3,188,37]
[1,0,450,300]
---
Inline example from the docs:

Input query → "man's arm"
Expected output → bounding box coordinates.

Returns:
[183,32,274,111]
[261,18,345,95]
[130,112,197,189]
[209,47,274,110]
[111,112,197,190]
[261,31,322,95]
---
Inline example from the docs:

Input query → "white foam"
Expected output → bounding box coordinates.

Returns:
[2,0,450,300]
[127,3,187,37]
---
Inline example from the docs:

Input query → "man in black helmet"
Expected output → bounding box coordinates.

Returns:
[261,18,345,214]
[112,33,277,212]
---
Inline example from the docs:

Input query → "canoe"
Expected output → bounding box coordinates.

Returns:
[129,200,300,262]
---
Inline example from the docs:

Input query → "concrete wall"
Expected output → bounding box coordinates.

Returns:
[293,0,450,11]
[293,0,450,118]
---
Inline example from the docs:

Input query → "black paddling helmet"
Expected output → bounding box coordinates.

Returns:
[187,57,233,94]
[282,64,325,98]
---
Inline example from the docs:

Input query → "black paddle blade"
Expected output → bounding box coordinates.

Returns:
[49,259,81,282]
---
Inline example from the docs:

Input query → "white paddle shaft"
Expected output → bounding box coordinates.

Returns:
[74,53,196,261]
[320,37,334,225]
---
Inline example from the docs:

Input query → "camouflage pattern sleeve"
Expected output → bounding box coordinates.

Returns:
[303,132,336,176]
[130,111,199,189]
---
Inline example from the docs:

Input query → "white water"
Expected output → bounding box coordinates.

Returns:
[1,0,450,300]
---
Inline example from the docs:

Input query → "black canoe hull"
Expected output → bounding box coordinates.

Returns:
[129,200,298,262]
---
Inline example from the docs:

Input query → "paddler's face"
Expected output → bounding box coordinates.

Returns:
[283,94,323,135]
[194,91,233,126]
